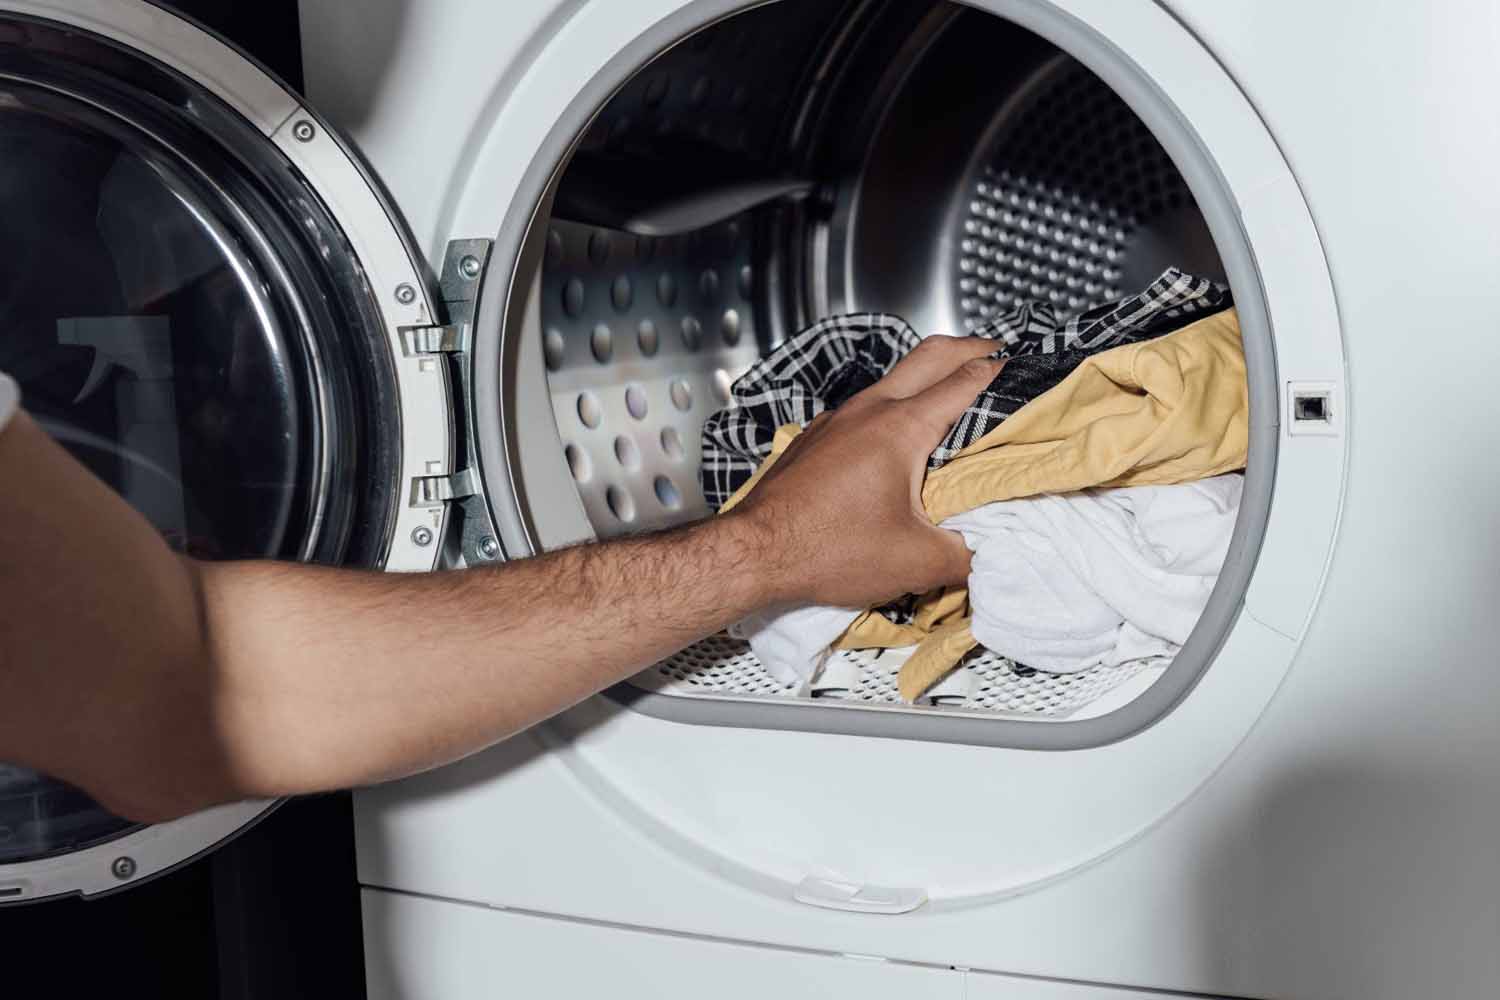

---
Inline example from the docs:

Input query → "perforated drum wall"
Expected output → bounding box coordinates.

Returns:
[956,58,1203,325]
[541,218,760,534]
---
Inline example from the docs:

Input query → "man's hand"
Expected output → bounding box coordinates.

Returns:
[729,336,1003,607]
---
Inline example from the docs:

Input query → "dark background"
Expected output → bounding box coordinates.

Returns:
[0,3,368,995]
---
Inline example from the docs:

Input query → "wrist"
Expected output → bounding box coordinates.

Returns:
[709,506,800,612]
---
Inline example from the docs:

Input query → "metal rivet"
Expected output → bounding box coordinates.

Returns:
[637,319,659,357]
[654,476,683,511]
[565,444,592,483]
[577,392,602,429]
[459,255,483,280]
[411,526,434,547]
[477,536,500,561]
[659,427,685,462]
[395,283,418,305]
[591,324,614,364]
[111,857,137,880]
[562,279,586,318]
[292,120,316,143]
[606,485,636,524]
[611,275,634,312]
[588,231,612,266]
[543,328,566,371]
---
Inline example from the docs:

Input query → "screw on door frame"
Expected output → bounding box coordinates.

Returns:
[459,255,483,281]
[477,536,500,561]
[111,856,137,880]
[411,526,434,547]
[395,283,418,305]
[292,120,316,143]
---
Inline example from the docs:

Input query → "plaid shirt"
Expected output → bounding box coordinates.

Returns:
[701,268,1230,510]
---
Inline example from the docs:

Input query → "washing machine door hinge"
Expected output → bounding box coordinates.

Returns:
[400,322,471,356]
[412,467,479,505]
[420,238,504,565]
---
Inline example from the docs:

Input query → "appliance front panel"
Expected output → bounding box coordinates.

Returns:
[329,2,1355,998]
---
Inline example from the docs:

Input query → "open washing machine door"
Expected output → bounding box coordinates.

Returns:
[310,0,1351,993]
[0,0,475,904]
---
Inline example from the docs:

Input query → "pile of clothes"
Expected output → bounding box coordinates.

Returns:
[699,269,1247,701]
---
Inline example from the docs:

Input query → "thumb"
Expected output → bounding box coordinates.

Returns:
[901,356,1005,452]
[917,522,977,589]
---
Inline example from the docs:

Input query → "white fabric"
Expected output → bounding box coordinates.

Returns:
[733,475,1242,686]
[730,603,862,689]
[947,474,1242,673]
[0,373,18,437]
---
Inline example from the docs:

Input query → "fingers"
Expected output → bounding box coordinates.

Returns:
[915,524,975,590]
[899,355,1005,449]
[781,411,830,457]
[868,335,1001,401]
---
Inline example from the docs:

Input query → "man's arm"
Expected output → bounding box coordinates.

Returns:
[0,337,1001,822]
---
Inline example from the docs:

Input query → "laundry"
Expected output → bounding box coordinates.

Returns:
[728,603,867,690]
[731,585,973,690]
[701,268,1229,510]
[718,304,1249,697]
[734,475,1242,696]
[917,306,1248,522]
[926,271,1233,468]
[916,474,1243,697]
[701,313,920,512]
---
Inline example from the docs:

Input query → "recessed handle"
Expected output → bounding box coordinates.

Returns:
[793,876,928,914]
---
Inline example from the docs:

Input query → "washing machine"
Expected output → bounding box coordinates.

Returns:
[0,0,1495,997]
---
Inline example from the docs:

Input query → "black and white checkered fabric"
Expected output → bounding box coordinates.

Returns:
[700,313,922,510]
[700,268,1230,510]
[930,268,1230,465]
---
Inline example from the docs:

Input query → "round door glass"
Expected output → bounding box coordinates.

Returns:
[0,83,313,863]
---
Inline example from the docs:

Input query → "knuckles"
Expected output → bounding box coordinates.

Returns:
[958,357,1001,381]
[907,335,970,362]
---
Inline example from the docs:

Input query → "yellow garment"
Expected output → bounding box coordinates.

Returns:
[920,308,1249,521]
[834,586,971,650]
[723,309,1249,699]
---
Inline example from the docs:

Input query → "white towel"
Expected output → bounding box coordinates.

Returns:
[948,474,1242,673]
[730,603,863,689]
[734,475,1242,685]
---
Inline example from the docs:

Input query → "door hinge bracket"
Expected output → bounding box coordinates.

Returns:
[400,322,471,356]
[412,467,478,506]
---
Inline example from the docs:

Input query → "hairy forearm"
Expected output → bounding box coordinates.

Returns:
[0,410,791,819]
[3,333,990,823]
[191,511,784,810]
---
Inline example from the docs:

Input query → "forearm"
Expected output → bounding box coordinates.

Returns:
[0,407,789,820]
[2,333,991,822]
[190,512,782,808]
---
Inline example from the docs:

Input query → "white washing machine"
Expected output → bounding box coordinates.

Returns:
[1,1,1496,997]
